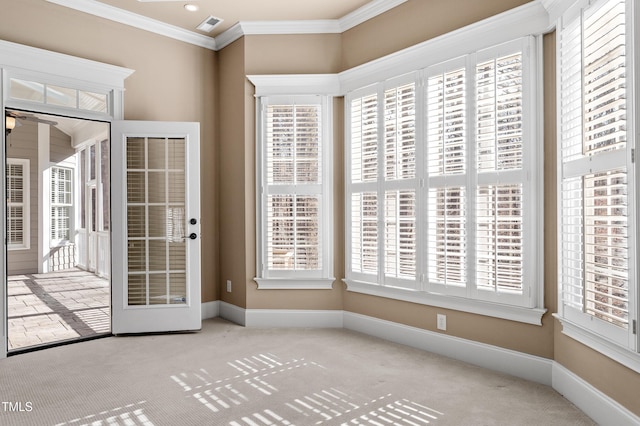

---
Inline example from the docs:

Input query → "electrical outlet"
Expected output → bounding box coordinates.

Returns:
[226,280,232,293]
[437,314,447,331]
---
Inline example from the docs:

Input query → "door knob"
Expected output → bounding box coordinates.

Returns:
[188,233,197,240]
[190,218,197,225]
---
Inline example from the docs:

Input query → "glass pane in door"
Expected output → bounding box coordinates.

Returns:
[126,136,187,306]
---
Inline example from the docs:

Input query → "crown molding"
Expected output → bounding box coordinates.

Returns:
[45,0,217,50]
[340,1,550,93]
[537,0,574,23]
[215,20,341,50]
[215,0,408,50]
[339,0,408,31]
[45,0,408,51]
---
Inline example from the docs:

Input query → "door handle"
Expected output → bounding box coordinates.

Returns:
[184,233,197,240]
[190,218,197,225]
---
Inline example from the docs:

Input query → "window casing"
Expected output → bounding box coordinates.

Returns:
[557,0,638,359]
[50,166,73,244]
[7,159,30,250]
[256,95,334,288]
[346,36,541,313]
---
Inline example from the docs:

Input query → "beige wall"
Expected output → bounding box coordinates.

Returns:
[340,0,530,70]
[0,0,218,302]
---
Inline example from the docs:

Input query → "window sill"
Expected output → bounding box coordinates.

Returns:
[553,314,640,374]
[344,279,547,326]
[254,277,336,290]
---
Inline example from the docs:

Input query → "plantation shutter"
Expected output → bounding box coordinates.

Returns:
[50,166,72,241]
[559,0,631,339]
[426,61,468,294]
[7,159,29,249]
[263,99,323,274]
[348,80,417,287]
[474,47,526,300]
[350,92,379,277]
[383,82,417,285]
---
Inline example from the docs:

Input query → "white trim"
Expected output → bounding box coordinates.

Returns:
[338,0,408,32]
[212,23,245,50]
[345,280,547,325]
[247,74,341,97]
[552,362,640,426]
[235,20,341,36]
[554,314,640,374]
[254,278,336,290]
[343,311,553,385]
[44,0,217,50]
[246,309,343,328]
[0,40,134,90]
[219,301,247,326]
[201,301,220,320]
[213,0,409,50]
[339,1,549,93]
[45,0,408,52]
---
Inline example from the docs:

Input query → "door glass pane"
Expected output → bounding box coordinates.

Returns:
[126,136,187,306]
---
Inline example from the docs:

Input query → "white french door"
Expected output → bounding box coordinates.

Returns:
[111,121,201,333]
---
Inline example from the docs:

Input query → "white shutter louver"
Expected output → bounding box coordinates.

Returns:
[584,170,628,327]
[385,83,416,180]
[7,160,28,248]
[351,192,378,275]
[264,101,323,273]
[384,190,416,279]
[559,0,631,336]
[50,166,72,241]
[476,52,523,172]
[351,94,378,183]
[427,68,466,176]
[427,187,466,287]
[583,0,627,156]
[476,184,524,293]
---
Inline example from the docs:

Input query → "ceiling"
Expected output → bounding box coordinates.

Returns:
[87,0,373,37]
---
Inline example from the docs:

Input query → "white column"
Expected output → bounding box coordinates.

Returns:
[38,123,50,273]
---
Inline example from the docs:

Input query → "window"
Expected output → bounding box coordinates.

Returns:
[255,95,333,288]
[557,0,638,358]
[9,78,109,114]
[7,159,29,250]
[346,36,541,316]
[51,166,73,243]
[349,76,418,290]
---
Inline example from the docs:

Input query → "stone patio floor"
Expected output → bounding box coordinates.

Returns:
[7,269,110,351]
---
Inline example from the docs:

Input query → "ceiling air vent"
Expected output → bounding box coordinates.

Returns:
[197,16,223,33]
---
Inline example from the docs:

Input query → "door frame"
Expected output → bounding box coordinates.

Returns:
[0,40,134,358]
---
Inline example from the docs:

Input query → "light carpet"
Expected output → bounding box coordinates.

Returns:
[0,318,595,425]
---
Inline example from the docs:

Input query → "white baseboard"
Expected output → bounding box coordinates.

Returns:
[245,309,343,328]
[219,301,247,326]
[201,301,220,320]
[552,363,640,426]
[343,311,553,386]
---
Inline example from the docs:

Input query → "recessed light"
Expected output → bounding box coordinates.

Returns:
[184,4,199,12]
